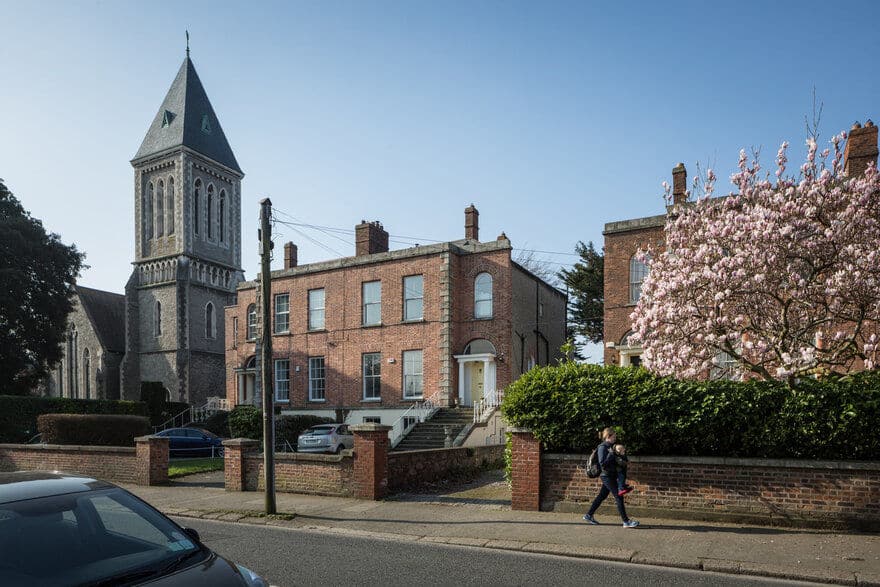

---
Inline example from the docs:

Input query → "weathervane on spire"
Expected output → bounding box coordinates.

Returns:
[186,30,190,58]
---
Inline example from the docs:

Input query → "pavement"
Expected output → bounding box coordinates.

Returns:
[121,471,880,586]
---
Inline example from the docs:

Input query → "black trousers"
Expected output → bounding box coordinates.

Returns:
[587,473,629,522]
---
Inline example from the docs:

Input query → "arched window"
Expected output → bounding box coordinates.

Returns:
[219,189,227,243]
[156,180,165,236]
[205,302,216,339]
[474,272,493,318]
[145,182,154,240]
[193,179,202,236]
[167,176,175,235]
[154,301,162,336]
[83,348,91,400]
[463,338,496,355]
[207,184,215,239]
[629,254,651,303]
[68,328,79,398]
[246,304,257,340]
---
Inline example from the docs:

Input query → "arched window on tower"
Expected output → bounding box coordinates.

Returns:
[207,184,215,239]
[219,189,227,244]
[145,182,154,240]
[193,179,202,236]
[205,302,216,339]
[154,301,162,337]
[474,272,493,319]
[156,180,165,237]
[83,348,91,399]
[167,176,175,235]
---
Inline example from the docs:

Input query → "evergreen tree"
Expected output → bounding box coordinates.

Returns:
[558,241,604,344]
[0,179,85,394]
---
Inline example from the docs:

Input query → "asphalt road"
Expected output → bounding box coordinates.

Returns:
[179,518,824,587]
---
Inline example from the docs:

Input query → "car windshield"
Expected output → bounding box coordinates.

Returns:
[305,426,334,435]
[0,487,206,587]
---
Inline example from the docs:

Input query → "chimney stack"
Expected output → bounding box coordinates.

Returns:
[672,163,687,205]
[843,120,878,178]
[465,204,479,241]
[284,242,298,269]
[355,220,389,256]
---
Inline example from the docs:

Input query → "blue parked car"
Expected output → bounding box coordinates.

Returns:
[154,427,224,458]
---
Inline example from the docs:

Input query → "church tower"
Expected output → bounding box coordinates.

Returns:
[120,54,243,406]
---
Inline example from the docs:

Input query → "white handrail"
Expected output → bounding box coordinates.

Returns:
[152,396,231,433]
[389,388,447,447]
[473,390,504,423]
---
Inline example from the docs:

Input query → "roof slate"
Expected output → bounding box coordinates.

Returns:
[132,57,242,174]
[76,286,126,353]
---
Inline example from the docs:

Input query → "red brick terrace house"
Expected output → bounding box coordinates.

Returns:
[604,121,879,368]
[225,206,566,447]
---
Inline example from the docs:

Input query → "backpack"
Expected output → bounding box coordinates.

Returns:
[586,447,601,478]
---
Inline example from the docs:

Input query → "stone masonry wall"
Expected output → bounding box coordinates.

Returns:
[388,444,504,491]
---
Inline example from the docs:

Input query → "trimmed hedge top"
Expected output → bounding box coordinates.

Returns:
[501,362,880,460]
[0,396,148,443]
[37,414,151,447]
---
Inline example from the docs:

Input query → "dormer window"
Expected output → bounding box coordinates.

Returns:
[161,110,175,127]
[201,114,212,134]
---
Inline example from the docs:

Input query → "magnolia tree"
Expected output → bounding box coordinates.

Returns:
[631,132,880,381]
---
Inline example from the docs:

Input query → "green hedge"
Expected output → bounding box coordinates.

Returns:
[37,414,151,446]
[0,396,148,443]
[200,411,231,438]
[227,407,334,449]
[228,405,261,440]
[501,363,880,460]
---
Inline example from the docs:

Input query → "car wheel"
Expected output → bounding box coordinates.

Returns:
[335,444,344,454]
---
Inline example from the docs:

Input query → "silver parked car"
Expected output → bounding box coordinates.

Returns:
[297,424,353,454]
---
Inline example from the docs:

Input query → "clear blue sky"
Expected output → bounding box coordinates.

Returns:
[2,1,879,361]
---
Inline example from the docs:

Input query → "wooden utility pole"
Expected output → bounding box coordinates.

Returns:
[259,198,276,514]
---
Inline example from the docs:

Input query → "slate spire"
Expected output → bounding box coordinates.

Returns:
[132,56,242,174]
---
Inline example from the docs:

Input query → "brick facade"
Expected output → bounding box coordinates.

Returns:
[225,208,567,424]
[604,123,879,368]
[0,439,169,486]
[603,220,665,366]
[508,430,880,529]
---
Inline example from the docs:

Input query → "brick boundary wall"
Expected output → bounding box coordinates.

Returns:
[509,427,542,511]
[225,428,505,500]
[0,437,169,486]
[388,444,504,491]
[509,430,880,530]
[240,451,355,496]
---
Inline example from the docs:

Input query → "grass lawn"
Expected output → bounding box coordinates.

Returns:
[168,457,224,478]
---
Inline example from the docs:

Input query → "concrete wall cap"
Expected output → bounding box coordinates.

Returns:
[136,435,169,443]
[222,438,261,447]
[507,427,533,434]
[0,443,136,454]
[349,423,392,432]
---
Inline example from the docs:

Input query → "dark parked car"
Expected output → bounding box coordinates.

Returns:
[0,471,267,586]
[154,427,224,458]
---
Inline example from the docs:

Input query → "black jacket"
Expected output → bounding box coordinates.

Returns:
[597,441,616,475]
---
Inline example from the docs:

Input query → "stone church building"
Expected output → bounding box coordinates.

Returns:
[45,54,243,406]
